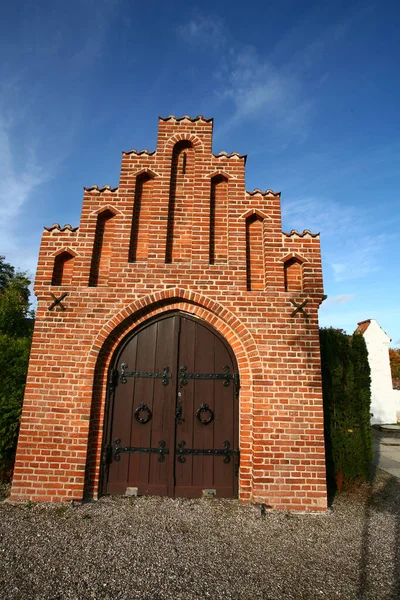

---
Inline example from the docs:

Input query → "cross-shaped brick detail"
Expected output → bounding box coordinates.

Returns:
[290,298,309,319]
[48,292,68,311]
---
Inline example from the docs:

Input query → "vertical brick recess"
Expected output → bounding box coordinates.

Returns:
[11,115,327,510]
[51,251,74,286]
[89,209,116,286]
[284,257,303,292]
[246,214,265,291]
[129,172,153,262]
[210,175,228,264]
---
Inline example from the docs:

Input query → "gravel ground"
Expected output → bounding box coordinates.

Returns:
[1,469,400,600]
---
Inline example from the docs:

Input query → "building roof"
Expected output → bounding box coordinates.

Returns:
[356,319,391,341]
[356,319,372,334]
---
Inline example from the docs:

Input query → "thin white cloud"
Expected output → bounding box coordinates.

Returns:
[281,195,356,236]
[0,122,47,223]
[216,46,312,139]
[177,12,313,139]
[0,116,50,273]
[323,294,355,306]
[281,195,388,283]
[69,0,123,70]
[177,13,226,49]
[0,1,123,276]
[0,117,50,222]
[330,234,386,282]
[176,8,359,142]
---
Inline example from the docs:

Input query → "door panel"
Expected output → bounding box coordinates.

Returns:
[103,312,239,498]
[174,316,238,498]
[105,316,177,495]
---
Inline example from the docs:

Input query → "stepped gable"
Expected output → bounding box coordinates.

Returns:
[11,113,327,513]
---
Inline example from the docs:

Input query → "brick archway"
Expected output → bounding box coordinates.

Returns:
[164,132,204,154]
[84,289,259,501]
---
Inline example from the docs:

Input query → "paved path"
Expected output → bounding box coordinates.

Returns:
[373,427,400,478]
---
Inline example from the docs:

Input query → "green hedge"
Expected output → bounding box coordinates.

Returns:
[0,257,33,481]
[0,335,32,479]
[320,327,372,491]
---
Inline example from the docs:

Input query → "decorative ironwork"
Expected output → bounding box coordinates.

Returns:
[48,292,68,311]
[113,439,168,463]
[290,298,309,319]
[196,403,214,425]
[177,440,187,463]
[233,372,240,399]
[234,451,240,477]
[178,366,188,387]
[175,440,239,464]
[178,365,237,388]
[108,368,118,393]
[119,363,171,386]
[134,403,152,424]
[101,444,112,465]
[175,393,183,425]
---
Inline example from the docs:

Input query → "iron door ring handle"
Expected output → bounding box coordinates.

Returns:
[134,403,153,424]
[196,403,214,425]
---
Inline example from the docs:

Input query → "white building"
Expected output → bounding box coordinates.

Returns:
[356,319,400,424]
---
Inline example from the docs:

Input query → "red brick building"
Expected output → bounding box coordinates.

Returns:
[11,115,327,510]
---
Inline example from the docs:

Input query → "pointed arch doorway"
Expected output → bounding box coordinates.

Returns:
[101,312,240,498]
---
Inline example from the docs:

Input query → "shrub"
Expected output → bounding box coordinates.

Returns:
[0,257,33,480]
[0,335,32,479]
[320,327,372,491]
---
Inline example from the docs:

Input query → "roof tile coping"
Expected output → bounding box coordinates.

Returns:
[247,188,281,198]
[84,185,119,193]
[122,149,247,161]
[213,151,247,164]
[282,229,320,239]
[159,115,213,123]
[44,224,79,232]
[122,149,156,156]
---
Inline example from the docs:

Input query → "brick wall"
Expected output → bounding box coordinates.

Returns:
[11,115,327,510]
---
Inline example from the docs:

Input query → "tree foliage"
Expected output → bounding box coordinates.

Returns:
[0,256,34,480]
[320,327,372,492]
[389,348,400,389]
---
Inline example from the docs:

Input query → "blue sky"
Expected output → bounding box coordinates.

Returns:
[1,0,399,345]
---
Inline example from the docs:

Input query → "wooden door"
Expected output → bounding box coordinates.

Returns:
[102,312,239,498]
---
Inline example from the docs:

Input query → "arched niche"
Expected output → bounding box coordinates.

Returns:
[165,140,195,263]
[209,174,228,264]
[51,250,75,286]
[89,209,116,287]
[129,171,155,262]
[245,213,265,291]
[284,257,304,292]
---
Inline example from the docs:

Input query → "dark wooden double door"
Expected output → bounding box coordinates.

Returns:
[103,313,239,498]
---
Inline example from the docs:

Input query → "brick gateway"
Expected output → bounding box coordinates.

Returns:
[11,115,327,510]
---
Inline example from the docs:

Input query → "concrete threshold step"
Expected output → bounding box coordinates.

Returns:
[379,438,400,446]
[379,425,400,433]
